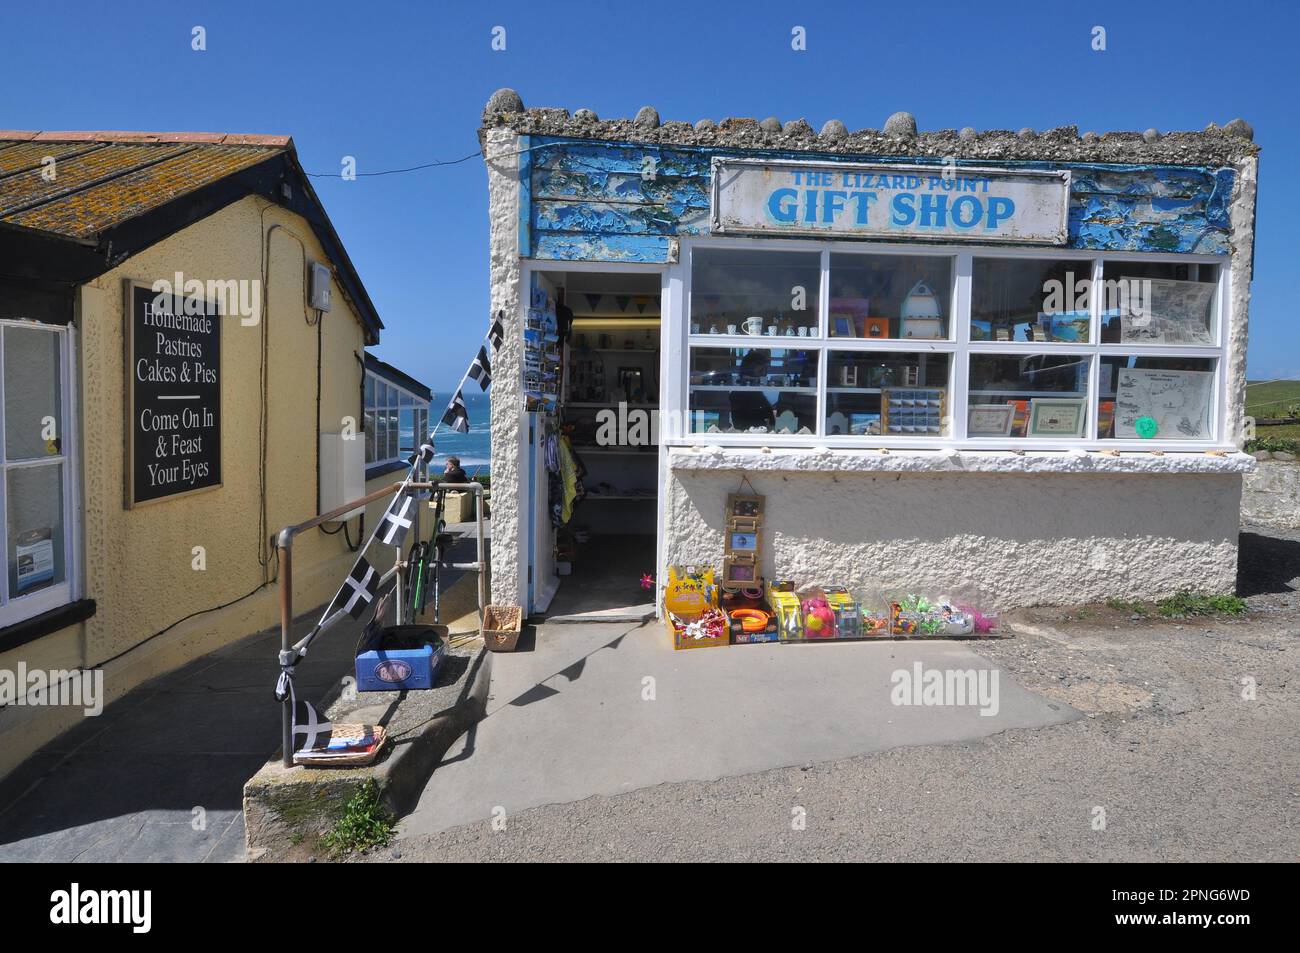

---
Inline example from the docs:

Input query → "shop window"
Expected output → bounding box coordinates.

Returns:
[690,248,821,336]
[1099,261,1219,345]
[1097,356,1217,440]
[968,353,1091,439]
[829,253,954,341]
[682,244,1228,448]
[1,321,75,629]
[689,347,818,433]
[971,257,1093,343]
[827,352,951,436]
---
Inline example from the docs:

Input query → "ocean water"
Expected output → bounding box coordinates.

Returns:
[411,390,492,474]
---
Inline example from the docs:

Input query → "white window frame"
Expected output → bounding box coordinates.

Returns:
[364,369,429,468]
[0,318,81,629]
[669,236,1230,452]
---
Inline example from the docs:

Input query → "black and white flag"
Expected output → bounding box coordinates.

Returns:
[377,491,415,548]
[293,699,333,752]
[468,346,492,390]
[441,390,469,434]
[406,442,435,468]
[327,556,380,620]
[489,312,504,351]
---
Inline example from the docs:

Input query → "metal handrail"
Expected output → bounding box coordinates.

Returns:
[276,479,488,767]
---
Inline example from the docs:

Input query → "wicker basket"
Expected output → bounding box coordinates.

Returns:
[482,604,523,652]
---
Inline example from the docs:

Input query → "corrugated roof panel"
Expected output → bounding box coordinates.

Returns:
[0,143,192,215]
[4,144,277,238]
[0,141,104,177]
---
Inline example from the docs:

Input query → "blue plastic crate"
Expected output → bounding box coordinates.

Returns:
[355,624,447,692]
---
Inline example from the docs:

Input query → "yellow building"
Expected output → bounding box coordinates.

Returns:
[0,131,405,779]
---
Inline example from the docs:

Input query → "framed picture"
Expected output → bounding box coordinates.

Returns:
[967,403,1015,437]
[1028,398,1088,438]
[722,555,758,587]
[832,316,856,338]
[727,530,759,554]
[727,493,764,519]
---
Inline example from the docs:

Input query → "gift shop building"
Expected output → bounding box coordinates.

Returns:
[480,91,1259,617]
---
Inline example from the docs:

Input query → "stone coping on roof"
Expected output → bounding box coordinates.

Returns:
[480,90,1258,167]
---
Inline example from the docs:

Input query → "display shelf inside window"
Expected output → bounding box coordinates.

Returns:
[971,257,1095,344]
[967,353,1092,439]
[828,253,954,341]
[1096,356,1217,440]
[1098,261,1219,346]
[690,248,821,337]
[826,352,951,436]
[689,347,819,434]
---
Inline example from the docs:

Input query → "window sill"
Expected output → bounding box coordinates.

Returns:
[667,446,1256,476]
[366,460,409,481]
[0,598,96,652]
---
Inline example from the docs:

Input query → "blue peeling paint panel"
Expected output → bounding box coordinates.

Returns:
[524,136,1234,261]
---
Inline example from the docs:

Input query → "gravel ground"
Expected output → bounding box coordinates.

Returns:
[374,525,1299,863]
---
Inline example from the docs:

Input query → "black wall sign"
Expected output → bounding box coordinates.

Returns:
[125,282,222,506]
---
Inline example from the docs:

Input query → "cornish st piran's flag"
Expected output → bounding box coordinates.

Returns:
[377,491,415,547]
[441,391,469,433]
[407,442,435,468]
[327,557,380,620]
[468,346,492,390]
[293,699,332,752]
[489,312,504,351]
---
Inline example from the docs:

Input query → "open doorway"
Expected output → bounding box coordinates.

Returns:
[530,268,662,621]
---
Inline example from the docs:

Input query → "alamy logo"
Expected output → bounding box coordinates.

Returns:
[0,664,103,716]
[890,662,1000,716]
[152,271,261,325]
[50,883,151,933]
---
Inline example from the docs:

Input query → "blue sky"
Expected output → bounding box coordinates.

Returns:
[3,0,1295,389]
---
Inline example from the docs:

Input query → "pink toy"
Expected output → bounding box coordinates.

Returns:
[801,596,836,638]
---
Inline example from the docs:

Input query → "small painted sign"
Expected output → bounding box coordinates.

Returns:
[711,158,1070,244]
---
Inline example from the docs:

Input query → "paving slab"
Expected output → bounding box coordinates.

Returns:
[401,621,1080,837]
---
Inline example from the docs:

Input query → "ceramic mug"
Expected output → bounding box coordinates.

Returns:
[743,316,763,335]
[766,326,778,336]
[727,324,738,335]
[797,326,808,337]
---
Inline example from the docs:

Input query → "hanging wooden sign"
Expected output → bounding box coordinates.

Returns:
[124,280,223,507]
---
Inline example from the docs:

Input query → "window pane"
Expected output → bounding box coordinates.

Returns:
[689,346,818,433]
[8,463,65,595]
[1098,356,1216,440]
[829,254,953,341]
[386,411,399,459]
[690,248,821,336]
[827,352,951,436]
[971,258,1092,343]
[399,391,414,408]
[399,408,414,452]
[364,410,376,463]
[968,353,1091,439]
[1099,261,1218,345]
[364,373,376,408]
[4,326,62,461]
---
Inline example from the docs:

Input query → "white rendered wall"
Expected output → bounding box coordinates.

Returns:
[664,451,1247,609]
[485,127,525,607]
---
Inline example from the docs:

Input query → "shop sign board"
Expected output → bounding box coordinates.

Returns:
[124,281,222,507]
[711,158,1070,244]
